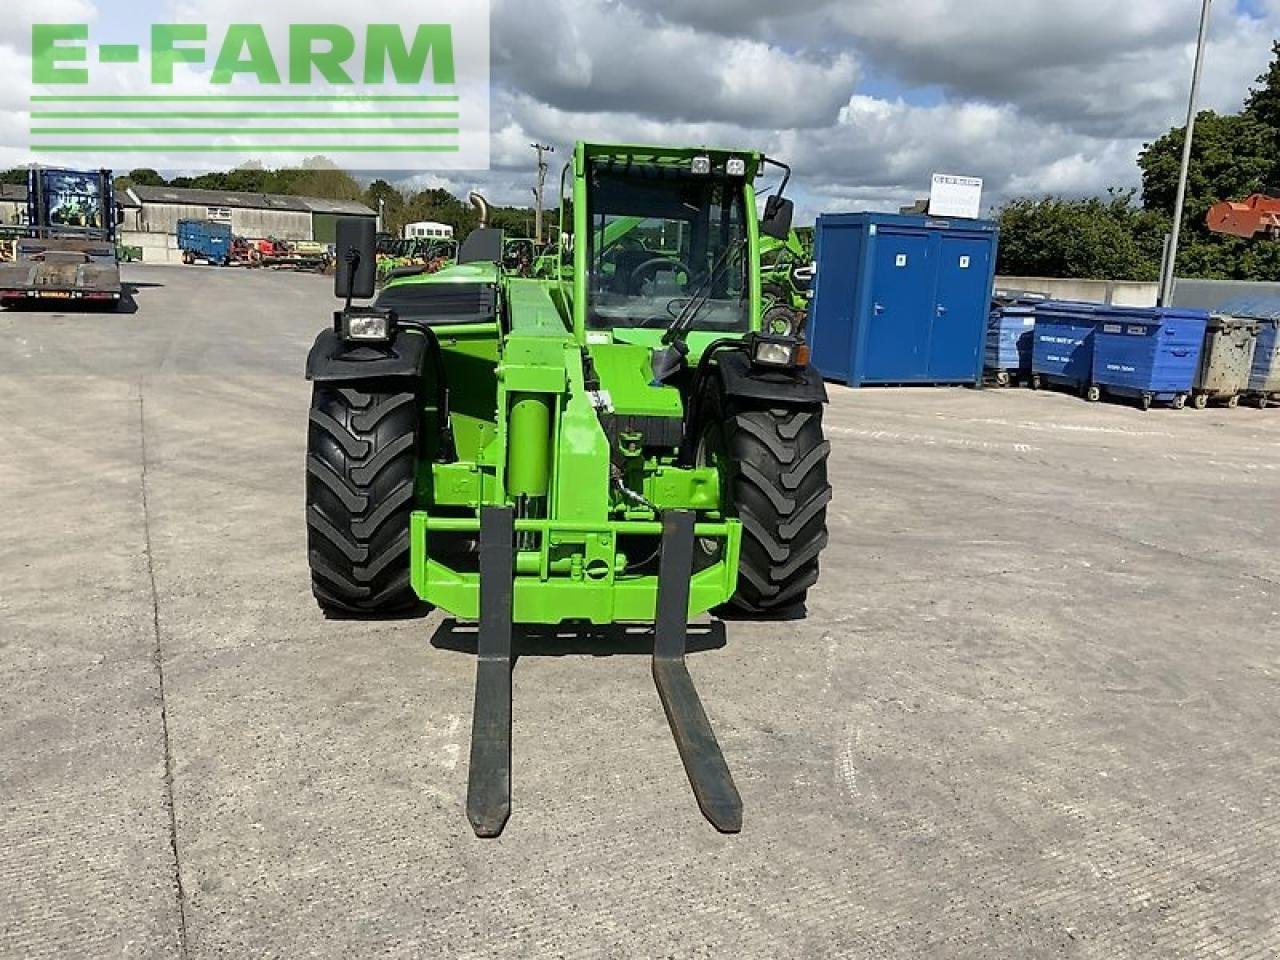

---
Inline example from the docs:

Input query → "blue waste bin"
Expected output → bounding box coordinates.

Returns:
[985,302,1036,386]
[1089,307,1208,410]
[1247,319,1280,408]
[1031,301,1103,394]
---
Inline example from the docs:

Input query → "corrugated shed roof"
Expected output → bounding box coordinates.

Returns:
[128,185,306,210]
[296,196,377,216]
[1172,279,1280,320]
[126,185,374,217]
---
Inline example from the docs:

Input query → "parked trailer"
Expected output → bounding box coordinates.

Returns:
[177,219,232,266]
[1191,315,1258,409]
[1089,308,1208,410]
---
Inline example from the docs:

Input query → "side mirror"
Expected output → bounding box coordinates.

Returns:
[761,195,794,241]
[335,217,376,301]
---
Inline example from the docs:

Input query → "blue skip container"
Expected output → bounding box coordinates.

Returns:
[985,303,1037,386]
[1089,307,1208,410]
[1031,301,1103,394]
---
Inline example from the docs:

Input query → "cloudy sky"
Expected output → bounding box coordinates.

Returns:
[3,0,1279,221]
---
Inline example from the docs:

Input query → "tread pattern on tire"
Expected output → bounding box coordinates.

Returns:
[712,394,832,614]
[306,381,419,615]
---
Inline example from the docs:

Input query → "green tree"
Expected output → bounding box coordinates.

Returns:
[126,168,166,187]
[1139,111,1273,220]
[995,193,1167,281]
[1139,111,1275,279]
[288,166,362,201]
[1245,40,1280,136]
[363,179,405,229]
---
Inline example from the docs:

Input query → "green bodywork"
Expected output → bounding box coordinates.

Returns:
[384,143,770,624]
[759,229,812,330]
[376,237,457,284]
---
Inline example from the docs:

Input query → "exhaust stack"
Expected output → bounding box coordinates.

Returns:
[469,192,491,229]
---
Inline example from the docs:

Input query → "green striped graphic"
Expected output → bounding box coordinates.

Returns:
[31,111,459,120]
[31,127,460,136]
[30,95,459,103]
[29,144,462,153]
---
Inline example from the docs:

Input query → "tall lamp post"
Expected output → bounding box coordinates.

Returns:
[1159,0,1213,306]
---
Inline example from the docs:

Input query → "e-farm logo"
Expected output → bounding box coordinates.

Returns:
[26,5,490,171]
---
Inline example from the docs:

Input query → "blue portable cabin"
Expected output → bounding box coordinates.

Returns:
[177,219,233,266]
[1090,307,1208,410]
[808,212,999,387]
[1030,300,1105,393]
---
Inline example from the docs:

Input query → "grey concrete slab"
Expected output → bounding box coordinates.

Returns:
[0,660,181,959]
[0,364,181,956]
[1,264,1278,958]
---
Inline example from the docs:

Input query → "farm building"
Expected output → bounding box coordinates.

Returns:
[121,186,376,263]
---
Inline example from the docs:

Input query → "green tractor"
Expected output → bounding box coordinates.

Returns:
[305,142,831,836]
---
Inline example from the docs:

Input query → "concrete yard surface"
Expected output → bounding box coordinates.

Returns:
[1,264,1278,958]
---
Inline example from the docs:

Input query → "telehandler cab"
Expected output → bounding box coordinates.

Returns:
[305,142,832,836]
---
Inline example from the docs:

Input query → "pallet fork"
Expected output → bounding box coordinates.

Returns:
[465,507,743,838]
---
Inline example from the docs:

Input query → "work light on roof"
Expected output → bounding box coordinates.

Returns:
[725,157,746,177]
[691,155,712,176]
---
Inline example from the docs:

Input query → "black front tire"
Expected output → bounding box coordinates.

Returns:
[306,380,420,615]
[703,390,832,616]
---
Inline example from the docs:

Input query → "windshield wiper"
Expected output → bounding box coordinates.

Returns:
[662,238,746,346]
[650,238,747,384]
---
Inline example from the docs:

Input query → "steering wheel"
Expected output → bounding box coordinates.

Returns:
[627,256,693,294]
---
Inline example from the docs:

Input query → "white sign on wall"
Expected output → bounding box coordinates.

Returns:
[929,174,984,219]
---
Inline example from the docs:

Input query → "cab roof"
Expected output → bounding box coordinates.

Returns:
[577,141,763,179]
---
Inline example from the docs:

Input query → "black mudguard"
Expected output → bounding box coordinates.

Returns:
[305,328,428,383]
[714,350,828,406]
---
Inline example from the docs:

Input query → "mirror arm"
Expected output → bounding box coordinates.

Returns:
[762,156,792,199]
[342,249,360,311]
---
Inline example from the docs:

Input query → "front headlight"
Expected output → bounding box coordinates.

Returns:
[753,340,795,366]
[748,333,810,369]
[347,314,390,341]
[339,308,396,343]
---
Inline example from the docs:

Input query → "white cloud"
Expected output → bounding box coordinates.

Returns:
[491,0,857,129]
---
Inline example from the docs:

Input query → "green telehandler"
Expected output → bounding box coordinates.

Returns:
[759,229,815,337]
[305,142,831,836]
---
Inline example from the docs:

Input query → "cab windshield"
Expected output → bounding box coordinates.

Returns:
[586,170,749,333]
